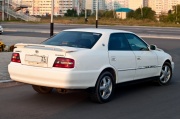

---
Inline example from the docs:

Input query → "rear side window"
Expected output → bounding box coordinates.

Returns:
[108,33,131,51]
[42,31,102,49]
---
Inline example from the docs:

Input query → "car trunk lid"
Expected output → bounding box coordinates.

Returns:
[14,43,78,68]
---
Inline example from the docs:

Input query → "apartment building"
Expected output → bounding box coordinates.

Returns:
[20,0,60,16]
[148,0,180,15]
[20,0,84,16]
[86,0,106,14]
[144,0,149,7]
[59,0,75,16]
[128,0,144,10]
[105,0,128,10]
[59,0,85,16]
[16,0,180,17]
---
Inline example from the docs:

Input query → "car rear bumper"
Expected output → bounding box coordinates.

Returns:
[8,63,99,89]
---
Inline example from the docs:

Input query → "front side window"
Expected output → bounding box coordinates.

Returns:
[42,31,102,49]
[108,33,131,51]
[125,33,149,51]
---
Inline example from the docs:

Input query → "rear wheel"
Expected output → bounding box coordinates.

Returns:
[90,71,115,103]
[157,62,172,85]
[32,85,53,94]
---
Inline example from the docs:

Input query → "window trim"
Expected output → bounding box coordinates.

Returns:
[108,33,132,51]
[124,33,150,51]
[42,31,102,49]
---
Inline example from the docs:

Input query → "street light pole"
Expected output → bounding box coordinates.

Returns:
[77,0,79,16]
[2,0,4,21]
[96,0,99,28]
[141,5,143,17]
[176,5,178,21]
[85,8,87,22]
[85,0,87,23]
[113,0,115,18]
[50,0,54,37]
[7,0,10,20]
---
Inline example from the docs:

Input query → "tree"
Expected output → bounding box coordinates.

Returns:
[127,10,135,18]
[64,9,77,17]
[127,7,156,20]
[103,10,114,18]
[159,14,168,22]
[159,4,180,23]
[142,7,156,20]
[91,10,114,18]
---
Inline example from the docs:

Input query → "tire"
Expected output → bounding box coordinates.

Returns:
[90,71,115,103]
[32,85,53,94]
[157,62,172,85]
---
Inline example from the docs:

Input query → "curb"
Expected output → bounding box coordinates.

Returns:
[0,80,25,88]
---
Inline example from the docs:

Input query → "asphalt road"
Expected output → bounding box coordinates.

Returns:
[0,24,180,119]
[1,23,180,38]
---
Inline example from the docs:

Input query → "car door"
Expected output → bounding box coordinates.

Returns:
[125,33,158,80]
[108,33,136,83]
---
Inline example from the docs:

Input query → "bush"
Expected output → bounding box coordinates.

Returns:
[0,41,5,52]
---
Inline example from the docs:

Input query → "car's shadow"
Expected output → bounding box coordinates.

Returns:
[28,79,176,105]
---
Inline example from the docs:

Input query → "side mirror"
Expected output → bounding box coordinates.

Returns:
[150,45,157,50]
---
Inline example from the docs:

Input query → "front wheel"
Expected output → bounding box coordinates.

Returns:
[32,85,53,94]
[90,71,115,103]
[157,62,172,85]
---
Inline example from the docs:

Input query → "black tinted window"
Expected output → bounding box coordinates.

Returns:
[42,31,102,49]
[108,33,131,51]
[125,33,149,51]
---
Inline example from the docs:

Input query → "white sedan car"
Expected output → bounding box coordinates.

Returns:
[0,25,3,34]
[8,28,174,103]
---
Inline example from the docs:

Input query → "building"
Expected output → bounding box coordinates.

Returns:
[143,0,149,7]
[128,0,144,10]
[86,0,106,14]
[20,0,85,16]
[59,0,85,16]
[20,0,60,16]
[59,0,76,16]
[13,0,180,17]
[105,0,128,10]
[148,0,180,15]
[116,8,132,19]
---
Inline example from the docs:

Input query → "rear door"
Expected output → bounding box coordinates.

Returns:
[124,33,158,79]
[108,33,136,83]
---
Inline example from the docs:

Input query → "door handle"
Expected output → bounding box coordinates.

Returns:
[137,57,141,60]
[111,57,116,61]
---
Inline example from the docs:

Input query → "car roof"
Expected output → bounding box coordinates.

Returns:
[63,28,133,34]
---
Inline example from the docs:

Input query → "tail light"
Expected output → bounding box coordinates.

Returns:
[11,53,21,63]
[53,57,75,68]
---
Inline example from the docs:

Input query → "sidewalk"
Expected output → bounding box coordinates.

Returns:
[0,35,46,83]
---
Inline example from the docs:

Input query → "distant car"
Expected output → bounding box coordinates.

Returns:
[8,28,174,103]
[0,25,3,34]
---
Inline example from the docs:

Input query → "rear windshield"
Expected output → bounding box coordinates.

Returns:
[42,31,102,49]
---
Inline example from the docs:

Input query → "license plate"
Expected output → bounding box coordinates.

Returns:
[25,55,47,63]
